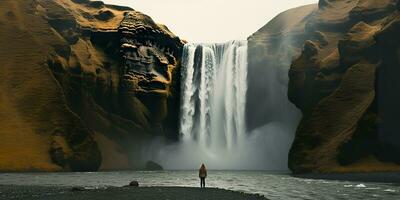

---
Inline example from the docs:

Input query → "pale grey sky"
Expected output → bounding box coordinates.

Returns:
[102,0,317,42]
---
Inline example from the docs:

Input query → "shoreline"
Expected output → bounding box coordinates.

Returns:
[2,170,400,184]
[0,185,268,200]
[293,172,400,183]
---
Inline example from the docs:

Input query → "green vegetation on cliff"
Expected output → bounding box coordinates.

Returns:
[0,0,183,172]
[249,0,400,173]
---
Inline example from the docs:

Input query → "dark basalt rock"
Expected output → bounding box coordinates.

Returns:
[145,161,163,171]
[71,186,87,192]
[128,181,139,187]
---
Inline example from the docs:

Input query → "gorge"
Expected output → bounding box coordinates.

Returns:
[0,0,399,174]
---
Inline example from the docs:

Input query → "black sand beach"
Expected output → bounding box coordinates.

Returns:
[0,185,268,200]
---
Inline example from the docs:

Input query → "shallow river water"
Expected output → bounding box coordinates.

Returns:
[0,171,399,200]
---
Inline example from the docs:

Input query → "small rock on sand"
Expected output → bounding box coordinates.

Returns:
[71,186,86,191]
[129,181,139,187]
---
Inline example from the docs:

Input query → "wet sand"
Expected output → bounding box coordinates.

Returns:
[0,185,268,200]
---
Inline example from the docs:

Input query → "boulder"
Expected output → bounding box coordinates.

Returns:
[145,161,163,171]
[71,186,86,192]
[128,181,139,187]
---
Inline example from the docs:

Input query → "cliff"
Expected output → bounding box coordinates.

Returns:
[0,0,183,171]
[247,4,317,132]
[288,0,400,173]
[250,0,400,173]
[2,0,399,173]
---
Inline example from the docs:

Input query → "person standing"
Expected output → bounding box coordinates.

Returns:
[199,163,207,188]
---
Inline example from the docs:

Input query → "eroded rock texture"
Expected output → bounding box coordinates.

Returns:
[46,1,184,170]
[249,0,400,173]
[287,0,400,173]
[0,0,183,171]
[118,12,183,137]
[247,4,317,170]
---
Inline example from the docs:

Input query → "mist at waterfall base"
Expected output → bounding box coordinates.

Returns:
[145,41,300,170]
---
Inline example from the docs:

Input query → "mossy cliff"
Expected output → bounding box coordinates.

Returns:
[249,0,400,173]
[0,0,183,171]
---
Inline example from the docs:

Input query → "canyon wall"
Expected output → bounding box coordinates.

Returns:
[288,0,400,173]
[247,4,317,170]
[0,0,183,171]
[1,0,399,173]
[249,0,400,173]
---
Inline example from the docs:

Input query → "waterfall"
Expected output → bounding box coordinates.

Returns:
[180,40,248,150]
[147,40,299,170]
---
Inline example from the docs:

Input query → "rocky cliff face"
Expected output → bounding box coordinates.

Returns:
[247,4,317,170]
[247,4,317,132]
[249,0,400,173]
[288,0,400,173]
[0,0,183,171]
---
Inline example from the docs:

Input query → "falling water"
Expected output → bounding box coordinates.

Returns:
[147,40,299,170]
[180,40,248,150]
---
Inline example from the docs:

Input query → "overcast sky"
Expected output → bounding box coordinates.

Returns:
[102,0,317,42]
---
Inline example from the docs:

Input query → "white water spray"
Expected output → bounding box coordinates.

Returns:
[148,40,299,170]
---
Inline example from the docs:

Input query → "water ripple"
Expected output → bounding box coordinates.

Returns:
[0,171,399,200]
